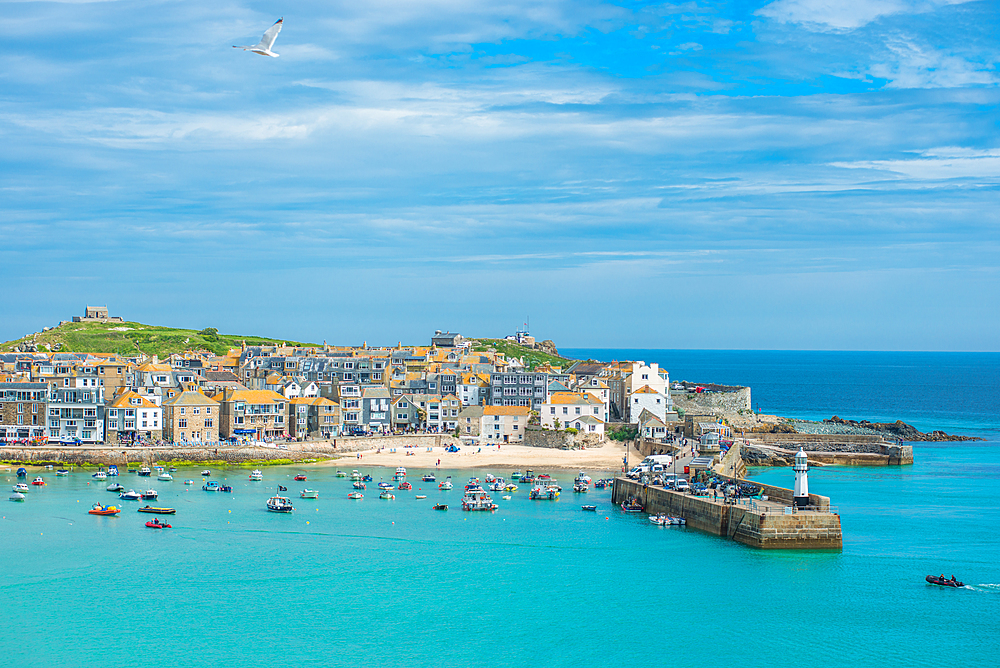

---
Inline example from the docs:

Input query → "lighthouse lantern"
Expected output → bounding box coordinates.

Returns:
[792,447,810,508]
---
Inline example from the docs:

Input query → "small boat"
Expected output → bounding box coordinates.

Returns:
[926,575,964,588]
[13,483,29,493]
[485,474,496,483]
[157,472,173,481]
[415,495,427,499]
[379,491,395,500]
[266,495,293,513]
[350,470,361,480]
[461,489,497,511]
[667,516,686,525]
[9,492,25,502]
[106,482,125,492]
[649,514,667,525]
[336,470,346,477]
[200,470,211,477]
[594,479,610,489]
[581,505,597,511]
[488,482,505,492]
[348,492,363,499]
[294,474,307,481]
[138,467,151,477]
[361,474,373,482]
[422,473,436,482]
[32,477,46,486]
[398,481,412,490]
[511,471,522,480]
[169,467,177,472]
[138,506,176,514]
[576,471,592,484]
[219,485,233,493]
[203,481,222,492]
[120,489,142,500]
[108,465,119,476]
[573,484,589,493]
[16,467,28,478]
[56,469,69,476]
[438,477,453,490]
[501,495,512,500]
[620,500,644,513]
[92,471,107,480]
[45,464,53,470]
[504,483,518,492]
[377,481,394,490]
[433,504,448,510]
[184,479,194,485]
[249,470,263,481]
[141,490,158,500]
[145,519,171,529]
[353,481,366,490]
[89,503,120,515]
[395,466,407,477]
[300,489,319,499]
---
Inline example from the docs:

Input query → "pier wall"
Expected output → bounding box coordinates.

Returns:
[612,478,842,550]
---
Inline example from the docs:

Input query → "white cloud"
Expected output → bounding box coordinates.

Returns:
[756,0,975,31]
[871,37,998,88]
[831,148,1000,179]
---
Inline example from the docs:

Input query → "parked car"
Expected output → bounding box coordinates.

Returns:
[670,478,691,492]
[690,482,709,496]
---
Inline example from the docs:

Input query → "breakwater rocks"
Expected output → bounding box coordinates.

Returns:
[823,416,982,441]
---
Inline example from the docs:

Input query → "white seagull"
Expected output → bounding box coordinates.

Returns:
[234,18,283,57]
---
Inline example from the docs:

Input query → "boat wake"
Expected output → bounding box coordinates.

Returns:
[965,583,1000,593]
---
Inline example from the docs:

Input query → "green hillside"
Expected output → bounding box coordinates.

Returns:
[1,321,315,357]
[470,338,571,370]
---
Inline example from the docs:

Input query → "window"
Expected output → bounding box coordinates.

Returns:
[594,407,599,414]
[109,421,118,430]
[142,421,147,428]
[17,404,23,413]
[205,419,213,428]
[397,413,408,420]
[194,407,201,415]
[32,404,37,414]
[180,407,186,415]
[179,418,188,428]
[83,431,92,439]
[550,407,555,414]
[16,415,23,425]
[206,407,212,414]
[575,407,581,415]
[562,407,568,415]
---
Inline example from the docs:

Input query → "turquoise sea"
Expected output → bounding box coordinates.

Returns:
[4,351,1000,666]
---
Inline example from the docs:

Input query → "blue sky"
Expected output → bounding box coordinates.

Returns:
[1,0,998,350]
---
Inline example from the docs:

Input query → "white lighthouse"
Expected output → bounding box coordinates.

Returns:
[793,447,810,508]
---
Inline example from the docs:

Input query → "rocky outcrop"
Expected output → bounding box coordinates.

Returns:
[534,339,559,356]
[750,422,796,434]
[824,416,982,441]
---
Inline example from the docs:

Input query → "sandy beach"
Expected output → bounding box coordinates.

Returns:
[315,440,640,474]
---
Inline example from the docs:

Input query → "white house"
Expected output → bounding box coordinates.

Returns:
[541,391,605,429]
[630,385,670,423]
[480,405,530,443]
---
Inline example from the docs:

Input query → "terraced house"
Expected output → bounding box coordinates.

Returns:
[162,390,220,444]
[286,396,340,439]
[213,388,287,440]
[105,389,161,444]
[0,381,48,442]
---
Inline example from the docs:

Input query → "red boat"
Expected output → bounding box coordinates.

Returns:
[398,481,412,490]
[294,474,307,481]
[89,504,120,516]
[32,477,46,486]
[145,519,172,529]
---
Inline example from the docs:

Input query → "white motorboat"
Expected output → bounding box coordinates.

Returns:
[157,472,173,481]
[200,470,211,477]
[56,469,69,476]
[350,470,361,480]
[461,489,497,511]
[13,483,29,493]
[92,471,107,480]
[484,474,496,483]
[141,489,158,500]
[438,478,453,490]
[249,470,263,481]
[573,483,589,493]
[137,467,151,477]
[336,470,346,477]
[300,489,319,499]
[106,482,124,492]
[576,471,592,484]
[530,478,560,500]
[119,489,142,500]
[266,495,293,512]
[108,465,119,476]
[9,492,25,502]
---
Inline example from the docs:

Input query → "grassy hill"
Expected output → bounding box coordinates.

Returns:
[1,321,315,358]
[470,338,572,370]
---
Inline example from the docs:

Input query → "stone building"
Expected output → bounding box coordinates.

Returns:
[161,390,220,444]
[212,388,287,440]
[0,382,48,442]
[72,305,124,323]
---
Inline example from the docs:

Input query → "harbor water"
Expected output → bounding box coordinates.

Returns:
[3,351,999,666]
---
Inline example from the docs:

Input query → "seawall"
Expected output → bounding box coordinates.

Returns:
[612,478,842,550]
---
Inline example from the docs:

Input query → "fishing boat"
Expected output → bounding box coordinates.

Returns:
[377,481,394,490]
[108,465,119,476]
[202,481,222,492]
[395,466,407,478]
[464,478,483,492]
[266,495,293,513]
[484,473,496,483]
[294,474,307,481]
[511,471,522,480]
[415,495,427,499]
[32,477,46,486]
[353,481,366,490]
[350,470,361,480]
[336,470,346,478]
[433,503,448,510]
[573,483,589,493]
[581,505,597,511]
[138,467,151,477]
[145,518,171,529]
[348,492,363,499]
[138,506,176,514]
[379,491,395,500]
[10,491,26,502]
[422,473,436,482]
[106,482,124,492]
[16,468,27,478]
[219,485,233,493]
[249,470,263,481]
[300,489,319,499]
[169,467,177,472]
[361,474,373,482]
[13,483,29,493]
[438,477,453,490]
[926,575,964,588]
[620,499,644,513]
[576,471,592,484]
[649,514,668,525]
[520,469,535,484]
[89,503,120,516]
[530,479,560,500]
[92,471,107,480]
[398,481,412,490]
[594,479,609,489]
[56,469,69,476]
[141,489,158,500]
[200,470,211,477]
[157,472,173,481]
[119,489,142,500]
[183,479,194,485]
[461,489,497,511]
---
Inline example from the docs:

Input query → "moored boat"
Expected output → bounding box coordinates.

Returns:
[504,483,518,492]
[377,481,394,490]
[13,483,29,493]
[348,492,363,499]
[138,467,151,477]
[141,489,158,500]
[361,474,372,482]
[511,471,522,480]
[415,495,427,499]
[300,489,319,499]
[573,483,589,493]
[202,481,222,492]
[219,485,232,492]
[581,505,597,511]
[353,481,366,490]
[10,492,26,502]
[422,473,436,482]
[461,489,497,511]
[138,506,176,514]
[350,470,361,480]
[32,476,46,486]
[16,467,27,478]
[145,518,171,529]
[620,498,644,513]
[294,474,307,481]
[108,465,119,476]
[336,470,346,477]
[56,469,69,476]
[398,481,412,490]
[106,482,124,492]
[249,469,263,481]
[379,491,395,500]
[92,471,107,480]
[184,479,194,485]
[266,495,293,512]
[89,503,120,515]
[120,489,142,500]
[158,472,173,481]
[433,503,448,510]
[438,477,453,490]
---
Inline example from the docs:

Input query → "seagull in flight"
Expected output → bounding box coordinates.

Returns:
[234,18,283,57]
